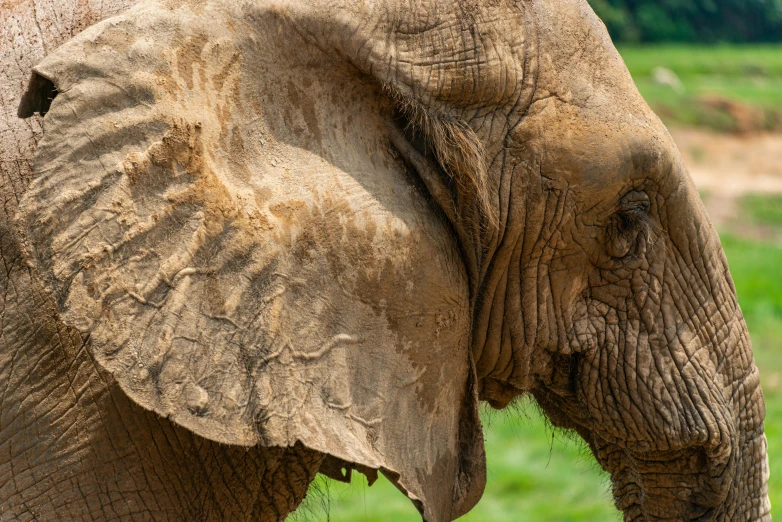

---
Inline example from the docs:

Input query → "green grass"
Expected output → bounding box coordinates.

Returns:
[618,44,782,80]
[297,195,782,521]
[616,44,782,131]
[297,407,618,522]
[740,194,782,232]
[721,234,782,517]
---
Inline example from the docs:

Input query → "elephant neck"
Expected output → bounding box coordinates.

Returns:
[462,165,530,406]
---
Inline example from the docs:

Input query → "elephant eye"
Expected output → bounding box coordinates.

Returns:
[605,191,651,259]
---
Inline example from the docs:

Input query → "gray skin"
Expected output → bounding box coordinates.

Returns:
[0,1,769,521]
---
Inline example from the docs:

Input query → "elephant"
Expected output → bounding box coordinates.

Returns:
[0,0,770,520]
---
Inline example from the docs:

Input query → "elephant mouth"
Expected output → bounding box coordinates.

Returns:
[595,384,770,521]
[532,389,735,521]
[613,476,723,521]
[598,435,772,522]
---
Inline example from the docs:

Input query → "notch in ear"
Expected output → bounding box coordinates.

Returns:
[17,71,58,117]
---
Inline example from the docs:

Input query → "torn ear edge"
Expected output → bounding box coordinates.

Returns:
[318,353,485,521]
[318,455,379,486]
[318,457,426,514]
[317,458,428,514]
[18,71,59,118]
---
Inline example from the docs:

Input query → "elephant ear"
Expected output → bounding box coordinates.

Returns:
[16,1,484,520]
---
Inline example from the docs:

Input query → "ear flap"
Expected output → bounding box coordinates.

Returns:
[16,2,484,520]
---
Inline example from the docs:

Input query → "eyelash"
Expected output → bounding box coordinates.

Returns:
[607,205,651,260]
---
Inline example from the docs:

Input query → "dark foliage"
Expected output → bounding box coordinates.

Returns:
[588,0,782,42]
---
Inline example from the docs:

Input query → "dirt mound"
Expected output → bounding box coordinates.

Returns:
[655,97,782,135]
[695,96,769,134]
[672,127,782,229]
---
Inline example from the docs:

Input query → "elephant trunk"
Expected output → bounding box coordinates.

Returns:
[532,172,771,520]
[570,318,769,520]
[609,192,770,520]
[672,184,770,521]
[721,367,771,521]
[595,354,770,521]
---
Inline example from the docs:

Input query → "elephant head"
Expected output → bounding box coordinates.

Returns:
[12,0,769,520]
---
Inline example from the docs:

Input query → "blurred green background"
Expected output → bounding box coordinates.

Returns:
[589,0,782,43]
[295,4,782,520]
[622,45,782,132]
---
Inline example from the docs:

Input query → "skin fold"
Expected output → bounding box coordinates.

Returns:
[0,0,769,521]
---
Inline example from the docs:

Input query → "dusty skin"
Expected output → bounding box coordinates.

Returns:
[0,0,771,521]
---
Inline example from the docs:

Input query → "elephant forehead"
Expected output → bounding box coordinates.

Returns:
[516,97,681,216]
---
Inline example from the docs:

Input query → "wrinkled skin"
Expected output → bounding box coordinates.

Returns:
[0,1,769,521]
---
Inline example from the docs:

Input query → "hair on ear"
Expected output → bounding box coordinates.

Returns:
[386,86,498,231]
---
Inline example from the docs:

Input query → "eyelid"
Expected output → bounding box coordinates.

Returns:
[618,191,651,214]
[621,200,650,214]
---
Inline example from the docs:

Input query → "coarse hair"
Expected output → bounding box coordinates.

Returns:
[387,86,499,231]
